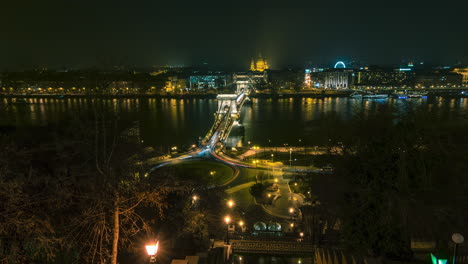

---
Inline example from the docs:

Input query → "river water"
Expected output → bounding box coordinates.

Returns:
[2,97,468,149]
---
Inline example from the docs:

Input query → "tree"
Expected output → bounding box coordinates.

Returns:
[315,105,468,259]
[249,183,265,199]
[0,109,184,263]
[63,109,179,264]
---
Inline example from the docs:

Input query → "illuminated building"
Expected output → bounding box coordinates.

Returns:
[233,71,267,92]
[304,69,311,87]
[452,67,468,86]
[324,70,351,89]
[415,71,462,88]
[250,54,269,72]
[353,68,414,88]
[189,74,230,90]
[165,76,186,92]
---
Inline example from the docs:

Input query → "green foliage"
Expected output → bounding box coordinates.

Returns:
[0,113,187,263]
[317,105,468,259]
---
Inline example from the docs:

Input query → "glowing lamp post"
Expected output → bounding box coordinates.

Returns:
[289,148,293,167]
[452,233,464,264]
[227,199,235,208]
[145,241,159,263]
[224,216,231,245]
[239,220,244,232]
[289,207,295,222]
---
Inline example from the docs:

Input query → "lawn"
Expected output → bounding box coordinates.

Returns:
[158,160,234,186]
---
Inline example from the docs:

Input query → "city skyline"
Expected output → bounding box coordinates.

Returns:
[2,0,468,70]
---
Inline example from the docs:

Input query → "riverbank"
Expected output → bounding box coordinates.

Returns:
[1,87,468,99]
[0,93,219,99]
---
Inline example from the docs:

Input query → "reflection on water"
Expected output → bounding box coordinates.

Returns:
[1,97,467,148]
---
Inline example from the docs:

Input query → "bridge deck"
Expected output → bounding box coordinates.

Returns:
[202,92,248,148]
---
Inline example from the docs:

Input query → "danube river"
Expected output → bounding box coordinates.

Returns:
[2,97,468,149]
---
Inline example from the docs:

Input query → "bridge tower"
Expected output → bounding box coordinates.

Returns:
[216,94,239,115]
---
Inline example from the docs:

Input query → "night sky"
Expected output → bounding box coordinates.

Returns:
[2,0,468,70]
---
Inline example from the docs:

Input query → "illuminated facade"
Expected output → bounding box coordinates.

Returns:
[165,76,186,92]
[324,70,351,89]
[234,71,267,92]
[250,54,269,72]
[354,70,413,88]
[304,69,311,87]
[452,68,468,86]
[189,74,230,90]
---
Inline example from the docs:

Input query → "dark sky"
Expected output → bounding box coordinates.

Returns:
[2,0,468,70]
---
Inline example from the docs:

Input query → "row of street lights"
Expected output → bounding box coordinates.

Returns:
[225,199,246,245]
[247,139,303,167]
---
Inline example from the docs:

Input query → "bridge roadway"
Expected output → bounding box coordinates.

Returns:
[202,92,247,150]
[148,92,252,174]
[148,90,320,227]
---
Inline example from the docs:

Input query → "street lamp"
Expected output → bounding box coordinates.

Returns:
[271,153,274,162]
[224,216,231,245]
[227,199,235,208]
[452,233,464,264]
[146,241,159,263]
[289,207,295,221]
[192,194,199,204]
[253,160,259,168]
[289,148,293,167]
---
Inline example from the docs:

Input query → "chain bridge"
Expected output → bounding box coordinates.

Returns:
[201,90,248,149]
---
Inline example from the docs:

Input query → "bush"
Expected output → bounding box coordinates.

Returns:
[249,183,265,199]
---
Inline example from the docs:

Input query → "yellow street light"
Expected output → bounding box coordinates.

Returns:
[239,220,244,227]
[146,241,159,263]
[289,207,294,214]
[224,216,231,224]
[192,195,198,201]
[267,193,271,198]
[227,199,234,208]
